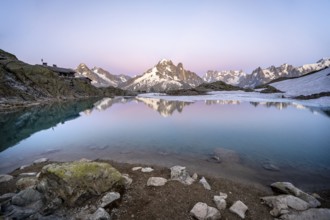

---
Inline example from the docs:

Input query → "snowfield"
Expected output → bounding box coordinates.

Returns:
[270,67,330,97]
[138,91,330,108]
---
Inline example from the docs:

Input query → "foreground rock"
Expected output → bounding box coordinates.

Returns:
[147,177,167,186]
[100,192,121,208]
[90,207,111,220]
[16,177,38,190]
[141,167,154,173]
[213,195,227,210]
[0,174,13,183]
[261,195,310,217]
[229,200,248,219]
[170,166,195,185]
[190,202,221,220]
[271,182,321,207]
[279,208,330,220]
[199,177,211,190]
[38,161,124,206]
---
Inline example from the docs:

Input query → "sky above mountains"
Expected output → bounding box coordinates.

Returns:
[1,0,329,76]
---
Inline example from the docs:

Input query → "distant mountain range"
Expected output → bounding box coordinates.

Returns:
[204,58,330,88]
[76,58,330,91]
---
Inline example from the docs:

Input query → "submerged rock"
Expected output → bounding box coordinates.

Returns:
[33,158,49,164]
[0,174,13,183]
[170,166,195,185]
[213,147,240,163]
[38,161,124,206]
[199,177,211,190]
[271,182,321,208]
[190,202,221,220]
[147,177,167,186]
[262,161,280,171]
[229,200,248,219]
[261,195,310,217]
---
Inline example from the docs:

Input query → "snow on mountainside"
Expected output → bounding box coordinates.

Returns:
[203,58,330,88]
[75,63,131,88]
[270,67,330,97]
[123,59,203,92]
[203,70,246,85]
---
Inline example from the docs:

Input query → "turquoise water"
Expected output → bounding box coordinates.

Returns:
[0,97,329,188]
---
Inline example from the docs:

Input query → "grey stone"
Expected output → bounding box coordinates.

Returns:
[90,207,111,220]
[122,174,133,187]
[219,192,228,199]
[190,202,221,220]
[20,164,30,170]
[271,182,321,208]
[147,177,167,186]
[141,167,154,172]
[170,166,195,185]
[229,200,248,219]
[33,158,49,164]
[16,177,38,190]
[0,193,16,202]
[199,177,211,190]
[12,188,43,207]
[192,173,198,180]
[132,166,142,171]
[0,174,13,183]
[213,195,227,210]
[279,208,330,220]
[261,195,310,217]
[100,192,120,208]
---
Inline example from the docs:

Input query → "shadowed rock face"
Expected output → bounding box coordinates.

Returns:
[0,98,99,152]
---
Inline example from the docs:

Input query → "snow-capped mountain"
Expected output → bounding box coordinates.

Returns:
[75,63,131,88]
[123,59,203,92]
[203,70,246,86]
[203,58,330,88]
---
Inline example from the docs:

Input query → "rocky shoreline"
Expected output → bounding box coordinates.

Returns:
[1,158,330,220]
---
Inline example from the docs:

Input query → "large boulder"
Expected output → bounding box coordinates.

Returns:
[229,200,248,219]
[37,161,124,206]
[271,182,320,208]
[261,195,310,217]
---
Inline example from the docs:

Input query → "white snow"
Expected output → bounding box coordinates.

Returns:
[138,90,330,108]
[271,67,330,97]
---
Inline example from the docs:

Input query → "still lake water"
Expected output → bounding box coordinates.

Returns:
[1,96,330,190]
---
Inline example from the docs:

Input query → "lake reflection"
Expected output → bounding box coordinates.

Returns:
[0,96,330,189]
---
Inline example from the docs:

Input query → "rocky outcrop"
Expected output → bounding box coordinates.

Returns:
[37,161,124,206]
[270,182,320,208]
[279,208,330,220]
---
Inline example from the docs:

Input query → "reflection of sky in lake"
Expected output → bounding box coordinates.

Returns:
[0,98,330,187]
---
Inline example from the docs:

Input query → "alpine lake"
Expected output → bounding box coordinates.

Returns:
[1,94,330,190]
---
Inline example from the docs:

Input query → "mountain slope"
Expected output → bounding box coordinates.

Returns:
[203,70,246,86]
[0,49,130,108]
[75,64,131,88]
[123,59,203,92]
[270,67,330,98]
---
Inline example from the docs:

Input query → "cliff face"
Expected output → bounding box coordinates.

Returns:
[0,49,131,108]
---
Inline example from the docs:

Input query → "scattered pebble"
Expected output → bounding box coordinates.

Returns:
[132,167,142,171]
[199,177,211,190]
[141,167,154,173]
[147,177,167,186]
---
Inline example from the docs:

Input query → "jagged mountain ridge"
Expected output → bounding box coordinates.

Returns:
[75,63,131,88]
[203,58,330,88]
[122,59,204,92]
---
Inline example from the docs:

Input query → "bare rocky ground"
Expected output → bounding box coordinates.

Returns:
[1,159,329,220]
